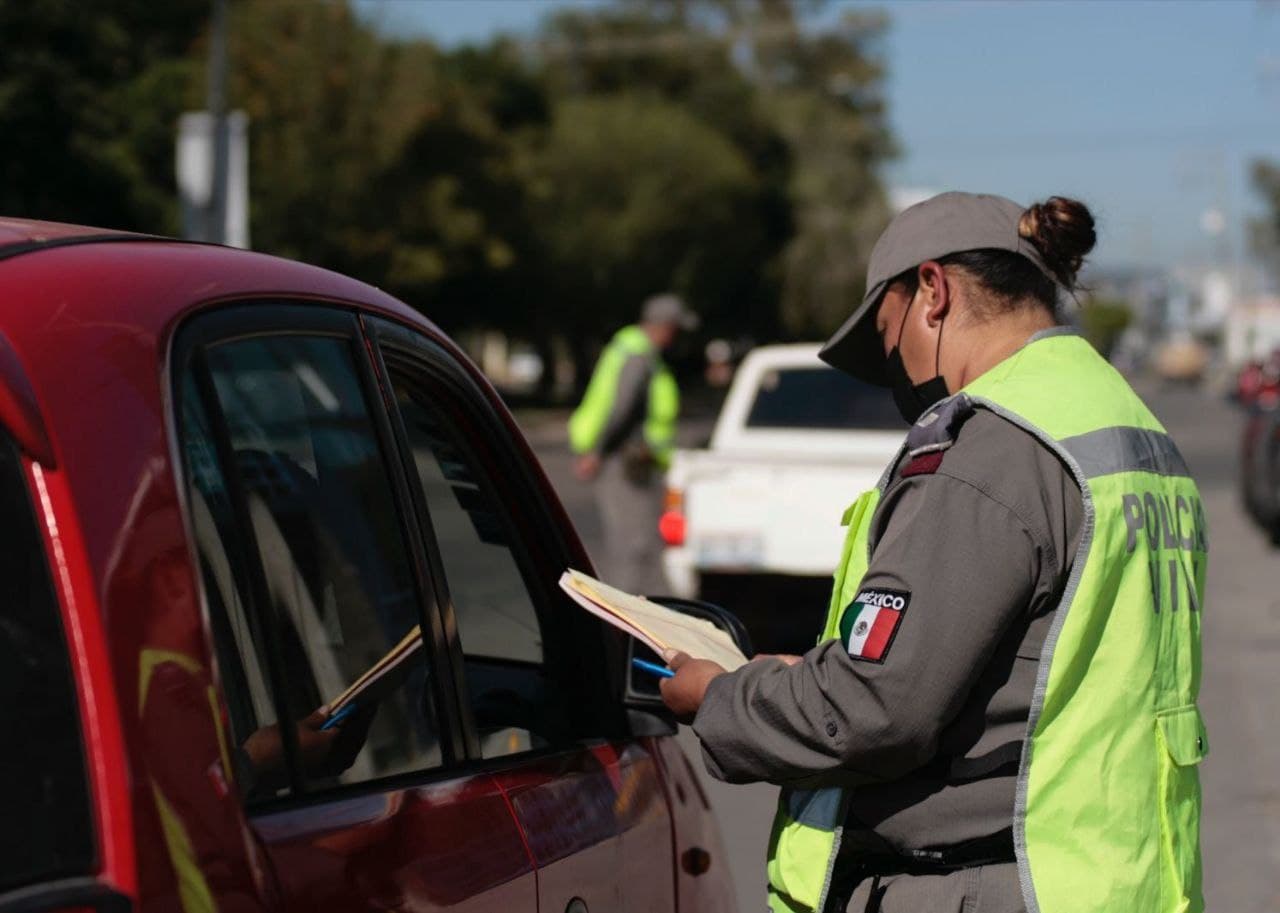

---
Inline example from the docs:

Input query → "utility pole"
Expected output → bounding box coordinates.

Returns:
[205,0,229,244]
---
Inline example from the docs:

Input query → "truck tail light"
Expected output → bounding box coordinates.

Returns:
[659,488,685,546]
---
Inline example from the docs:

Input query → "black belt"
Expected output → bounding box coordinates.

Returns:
[823,829,1015,912]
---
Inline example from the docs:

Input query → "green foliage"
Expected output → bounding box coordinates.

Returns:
[226,3,547,336]
[1080,298,1133,358]
[0,0,893,386]
[229,0,411,263]
[736,5,894,337]
[524,94,764,335]
[534,0,892,339]
[1251,160,1280,282]
[0,0,205,231]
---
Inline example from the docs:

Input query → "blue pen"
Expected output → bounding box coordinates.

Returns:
[320,702,358,731]
[632,657,675,679]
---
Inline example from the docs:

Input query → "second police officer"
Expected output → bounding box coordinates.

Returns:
[659,192,1208,913]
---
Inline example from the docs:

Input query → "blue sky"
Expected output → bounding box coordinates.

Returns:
[353,0,1280,274]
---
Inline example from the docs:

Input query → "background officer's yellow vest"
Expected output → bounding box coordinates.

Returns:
[767,331,1208,913]
[568,325,680,467]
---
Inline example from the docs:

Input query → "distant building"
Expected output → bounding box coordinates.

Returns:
[1224,296,1280,367]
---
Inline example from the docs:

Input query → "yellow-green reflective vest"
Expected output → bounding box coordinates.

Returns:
[568,325,680,468]
[767,331,1208,913]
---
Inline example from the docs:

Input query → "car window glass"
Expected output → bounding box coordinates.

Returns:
[199,335,442,796]
[390,371,568,759]
[0,437,95,891]
[180,372,280,765]
[746,367,901,430]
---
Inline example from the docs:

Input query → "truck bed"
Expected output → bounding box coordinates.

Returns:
[677,446,892,574]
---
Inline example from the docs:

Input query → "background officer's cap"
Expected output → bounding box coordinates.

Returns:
[642,293,700,331]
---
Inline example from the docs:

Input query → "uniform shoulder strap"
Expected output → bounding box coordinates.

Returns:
[900,394,976,477]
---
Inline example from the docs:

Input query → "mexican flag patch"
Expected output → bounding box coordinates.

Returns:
[839,588,909,663]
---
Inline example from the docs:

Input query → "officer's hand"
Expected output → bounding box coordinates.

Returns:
[309,702,378,779]
[242,703,378,789]
[574,453,602,481]
[659,650,726,723]
[242,709,339,790]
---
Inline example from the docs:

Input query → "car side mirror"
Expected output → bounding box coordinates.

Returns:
[623,597,753,726]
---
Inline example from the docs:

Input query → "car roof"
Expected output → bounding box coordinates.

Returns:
[0,216,144,251]
[0,216,435,329]
[0,217,453,464]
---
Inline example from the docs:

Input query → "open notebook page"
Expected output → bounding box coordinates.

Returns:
[560,570,748,671]
[326,624,423,714]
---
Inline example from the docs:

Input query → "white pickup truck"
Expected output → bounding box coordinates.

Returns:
[660,344,904,653]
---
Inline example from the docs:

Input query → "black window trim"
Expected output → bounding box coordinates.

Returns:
[185,344,307,797]
[363,315,629,759]
[169,301,468,812]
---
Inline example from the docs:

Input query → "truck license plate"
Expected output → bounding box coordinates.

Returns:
[697,533,764,569]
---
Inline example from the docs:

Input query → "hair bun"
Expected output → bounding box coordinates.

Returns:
[1018,196,1096,289]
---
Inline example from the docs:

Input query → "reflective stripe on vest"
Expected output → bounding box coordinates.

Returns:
[766,331,1208,913]
[568,325,680,466]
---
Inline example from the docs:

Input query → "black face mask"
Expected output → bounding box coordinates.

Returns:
[885,298,949,424]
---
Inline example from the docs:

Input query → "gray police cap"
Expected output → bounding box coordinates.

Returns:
[642,293,700,331]
[819,192,1054,385]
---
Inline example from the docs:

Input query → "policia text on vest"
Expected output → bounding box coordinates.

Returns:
[1121,492,1207,615]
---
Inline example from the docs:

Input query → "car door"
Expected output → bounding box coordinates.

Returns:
[364,315,677,913]
[171,304,537,913]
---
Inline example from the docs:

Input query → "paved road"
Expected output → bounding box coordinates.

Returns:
[521,384,1279,913]
[1145,386,1280,913]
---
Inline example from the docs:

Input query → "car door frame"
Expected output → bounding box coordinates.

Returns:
[361,313,630,759]
[172,299,682,912]
[362,314,682,913]
[169,301,471,803]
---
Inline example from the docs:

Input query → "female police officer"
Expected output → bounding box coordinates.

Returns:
[660,193,1208,913]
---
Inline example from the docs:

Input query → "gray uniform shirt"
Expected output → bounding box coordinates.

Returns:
[693,407,1084,851]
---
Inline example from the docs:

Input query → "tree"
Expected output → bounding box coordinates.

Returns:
[370,41,552,337]
[533,0,893,341]
[228,3,550,341]
[228,0,414,268]
[524,95,767,335]
[534,1,793,345]
[736,1,894,337]
[0,0,206,231]
[1080,298,1132,359]
[1251,160,1280,283]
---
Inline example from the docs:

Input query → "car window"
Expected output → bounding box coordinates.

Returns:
[179,373,281,768]
[745,366,901,430]
[188,334,443,799]
[0,436,94,891]
[389,370,571,759]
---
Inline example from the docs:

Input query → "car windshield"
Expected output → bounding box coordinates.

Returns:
[744,366,902,431]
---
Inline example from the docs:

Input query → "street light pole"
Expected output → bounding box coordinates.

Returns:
[206,0,229,244]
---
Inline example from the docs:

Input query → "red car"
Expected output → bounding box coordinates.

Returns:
[0,219,737,913]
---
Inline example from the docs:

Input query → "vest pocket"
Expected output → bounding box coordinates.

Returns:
[1155,704,1207,912]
